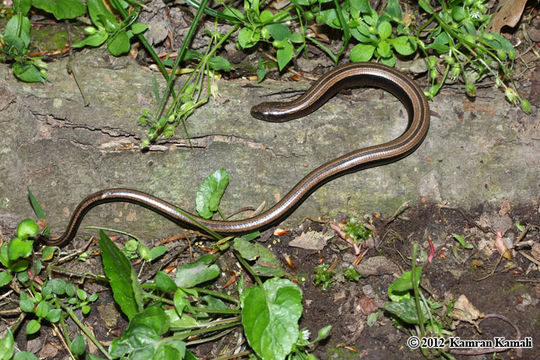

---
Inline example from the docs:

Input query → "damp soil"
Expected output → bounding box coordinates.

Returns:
[6,201,539,360]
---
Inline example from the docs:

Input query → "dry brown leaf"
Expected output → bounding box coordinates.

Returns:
[487,0,528,33]
[451,294,485,323]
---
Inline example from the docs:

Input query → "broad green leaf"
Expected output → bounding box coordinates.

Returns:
[107,30,131,56]
[31,0,86,20]
[4,15,31,53]
[350,43,375,62]
[196,168,229,219]
[237,27,260,49]
[131,23,148,35]
[0,271,12,287]
[165,309,200,329]
[277,40,294,71]
[384,298,430,324]
[99,231,143,319]
[46,309,62,323]
[233,237,285,277]
[7,237,33,261]
[265,23,291,41]
[385,0,402,19]
[376,40,391,58]
[13,0,31,15]
[208,56,231,72]
[175,254,220,288]
[110,306,170,358]
[19,293,34,312]
[12,352,38,360]
[153,342,186,360]
[72,30,108,48]
[377,21,392,40]
[388,267,422,301]
[0,328,14,360]
[427,32,450,54]
[148,245,168,261]
[350,0,371,13]
[86,0,118,31]
[12,63,46,84]
[41,246,55,261]
[259,9,274,22]
[156,271,177,293]
[173,289,189,316]
[241,278,303,360]
[35,301,50,318]
[26,319,41,334]
[16,219,38,240]
[392,36,417,56]
[70,335,86,356]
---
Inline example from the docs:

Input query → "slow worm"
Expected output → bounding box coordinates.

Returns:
[42,63,429,246]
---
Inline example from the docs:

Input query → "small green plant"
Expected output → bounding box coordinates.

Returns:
[344,267,361,282]
[313,263,334,291]
[2,171,331,359]
[342,217,372,243]
[72,0,148,56]
[384,244,453,358]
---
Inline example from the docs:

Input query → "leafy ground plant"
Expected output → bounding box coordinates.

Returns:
[0,170,331,359]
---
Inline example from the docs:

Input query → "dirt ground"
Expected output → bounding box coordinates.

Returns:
[7,201,538,359]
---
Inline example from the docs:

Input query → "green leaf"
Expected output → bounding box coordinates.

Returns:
[0,244,9,268]
[376,40,391,58]
[241,278,303,360]
[41,246,55,261]
[452,234,473,249]
[234,237,285,277]
[31,0,86,20]
[148,246,168,261]
[4,15,31,53]
[265,23,291,41]
[196,168,229,219]
[72,30,108,48]
[0,328,14,360]
[175,254,220,288]
[46,309,62,323]
[392,36,417,56]
[13,352,38,360]
[7,237,33,261]
[388,267,421,301]
[19,293,34,312]
[99,231,143,320]
[110,306,170,358]
[156,271,177,293]
[131,23,148,35]
[257,57,266,83]
[418,0,434,14]
[173,289,189,316]
[12,63,46,84]
[385,0,402,19]
[350,43,375,62]
[86,0,118,31]
[26,319,41,335]
[107,30,131,56]
[377,21,392,40]
[427,32,450,54]
[153,341,186,360]
[350,0,371,13]
[0,271,12,287]
[35,300,50,318]
[237,27,260,49]
[384,298,430,324]
[277,40,294,71]
[451,6,465,22]
[259,9,274,23]
[13,0,31,15]
[70,335,86,356]
[16,219,38,240]
[208,56,231,72]
[27,187,49,237]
